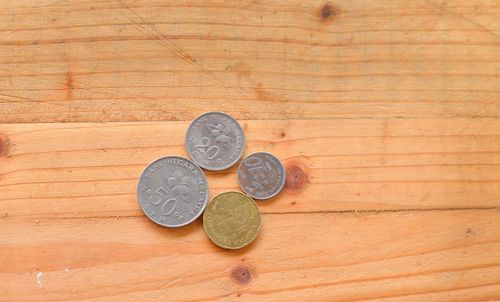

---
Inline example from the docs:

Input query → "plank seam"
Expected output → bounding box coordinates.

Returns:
[2,207,498,221]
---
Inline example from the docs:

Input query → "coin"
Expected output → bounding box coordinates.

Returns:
[203,191,261,249]
[237,152,286,200]
[137,156,209,228]
[185,112,245,171]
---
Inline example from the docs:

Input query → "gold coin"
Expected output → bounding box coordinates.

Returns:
[203,191,261,249]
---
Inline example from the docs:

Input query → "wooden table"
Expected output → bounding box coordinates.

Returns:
[1,1,499,301]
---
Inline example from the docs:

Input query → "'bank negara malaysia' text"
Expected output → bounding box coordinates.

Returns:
[141,158,207,223]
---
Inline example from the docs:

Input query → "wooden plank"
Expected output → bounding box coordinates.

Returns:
[0,0,499,122]
[1,118,499,219]
[1,1,499,301]
[0,209,499,301]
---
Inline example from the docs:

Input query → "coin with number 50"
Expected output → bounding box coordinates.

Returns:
[137,156,209,228]
[203,191,261,249]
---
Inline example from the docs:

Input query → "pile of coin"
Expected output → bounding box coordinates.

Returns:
[137,112,286,249]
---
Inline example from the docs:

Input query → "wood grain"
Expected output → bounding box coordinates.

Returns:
[0,0,499,122]
[0,118,499,220]
[1,0,499,301]
[1,210,499,301]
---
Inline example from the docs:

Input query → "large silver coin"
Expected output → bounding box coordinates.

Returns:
[185,112,245,171]
[237,152,286,200]
[137,156,209,227]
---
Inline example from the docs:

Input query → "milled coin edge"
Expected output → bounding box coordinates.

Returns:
[203,191,261,249]
[136,155,209,228]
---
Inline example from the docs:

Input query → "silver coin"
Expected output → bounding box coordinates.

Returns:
[185,112,245,171]
[137,156,209,227]
[237,152,286,200]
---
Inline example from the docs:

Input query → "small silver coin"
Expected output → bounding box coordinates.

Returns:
[185,112,245,171]
[137,156,209,227]
[237,152,286,200]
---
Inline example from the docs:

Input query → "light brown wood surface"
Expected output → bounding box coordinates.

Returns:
[0,0,499,301]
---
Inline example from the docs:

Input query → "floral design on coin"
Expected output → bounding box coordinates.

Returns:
[165,170,193,203]
[185,112,245,171]
[137,156,209,227]
[203,192,261,249]
[237,152,286,200]
[207,123,231,145]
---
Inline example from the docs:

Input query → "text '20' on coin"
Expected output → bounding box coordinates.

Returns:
[237,152,286,200]
[185,112,245,171]
[203,191,261,249]
[137,156,209,228]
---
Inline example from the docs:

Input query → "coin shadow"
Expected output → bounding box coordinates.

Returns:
[218,240,260,256]
[252,191,285,215]
[261,191,284,204]
[143,216,203,238]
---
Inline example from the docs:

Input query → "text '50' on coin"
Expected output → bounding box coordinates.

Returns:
[203,192,261,249]
[185,112,245,171]
[137,156,209,228]
[237,152,286,200]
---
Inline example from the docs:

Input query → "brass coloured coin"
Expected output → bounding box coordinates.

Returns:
[203,191,261,249]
